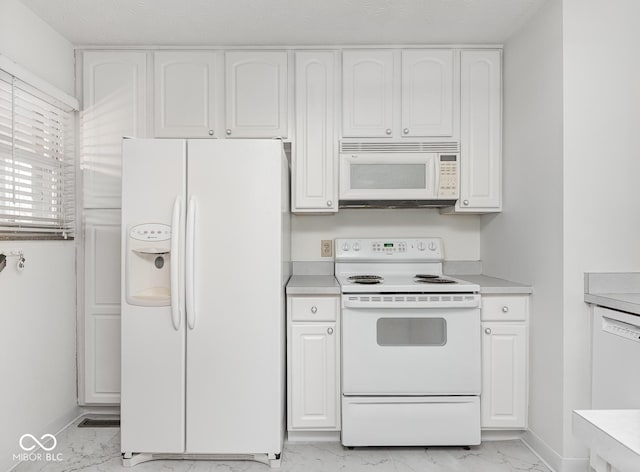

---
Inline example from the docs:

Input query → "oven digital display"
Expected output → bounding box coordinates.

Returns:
[384,243,394,248]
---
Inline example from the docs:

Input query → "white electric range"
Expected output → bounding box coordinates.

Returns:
[336,238,482,447]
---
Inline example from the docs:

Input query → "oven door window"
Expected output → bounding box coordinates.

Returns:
[376,317,447,346]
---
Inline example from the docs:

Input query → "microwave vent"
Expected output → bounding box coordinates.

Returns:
[340,141,460,153]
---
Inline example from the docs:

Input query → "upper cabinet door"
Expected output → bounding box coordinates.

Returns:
[293,51,337,213]
[225,51,288,138]
[401,50,455,137]
[82,52,147,209]
[342,50,394,138]
[154,52,223,138]
[457,50,502,212]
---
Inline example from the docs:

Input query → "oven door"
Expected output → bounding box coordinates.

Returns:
[342,302,480,395]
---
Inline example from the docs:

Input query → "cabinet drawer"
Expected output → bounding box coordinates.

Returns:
[482,296,528,321]
[290,296,338,322]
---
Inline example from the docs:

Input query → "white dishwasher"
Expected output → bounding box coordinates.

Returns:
[592,305,640,408]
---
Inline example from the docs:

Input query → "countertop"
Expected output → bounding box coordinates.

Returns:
[286,273,531,296]
[573,409,640,472]
[453,274,533,295]
[286,275,341,295]
[584,272,640,316]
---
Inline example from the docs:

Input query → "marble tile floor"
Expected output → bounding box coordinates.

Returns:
[12,418,551,472]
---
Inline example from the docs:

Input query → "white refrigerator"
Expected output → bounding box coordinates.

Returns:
[120,138,290,467]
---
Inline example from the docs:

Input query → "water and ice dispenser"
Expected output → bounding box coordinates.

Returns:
[126,223,172,306]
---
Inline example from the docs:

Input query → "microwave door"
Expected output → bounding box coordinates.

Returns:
[339,154,437,200]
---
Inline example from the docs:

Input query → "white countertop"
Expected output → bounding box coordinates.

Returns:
[286,275,341,295]
[584,293,640,316]
[573,409,640,472]
[453,274,532,294]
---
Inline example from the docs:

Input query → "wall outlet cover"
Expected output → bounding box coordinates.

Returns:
[321,240,333,258]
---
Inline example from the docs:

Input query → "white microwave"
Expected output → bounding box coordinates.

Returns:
[339,152,459,208]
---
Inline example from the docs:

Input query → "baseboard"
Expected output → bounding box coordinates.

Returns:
[481,429,525,441]
[78,405,120,416]
[521,430,590,472]
[6,405,81,472]
[286,431,341,442]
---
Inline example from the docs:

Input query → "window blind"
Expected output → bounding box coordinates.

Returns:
[0,69,75,239]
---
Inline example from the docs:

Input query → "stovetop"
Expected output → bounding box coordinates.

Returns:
[336,273,480,294]
[334,237,480,294]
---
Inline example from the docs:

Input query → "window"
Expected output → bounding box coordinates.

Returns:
[0,69,75,239]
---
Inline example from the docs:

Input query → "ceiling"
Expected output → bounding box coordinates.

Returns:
[21,0,547,46]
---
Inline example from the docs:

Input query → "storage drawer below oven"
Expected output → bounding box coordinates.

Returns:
[342,396,480,447]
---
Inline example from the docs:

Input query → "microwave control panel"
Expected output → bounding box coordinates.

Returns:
[437,154,459,199]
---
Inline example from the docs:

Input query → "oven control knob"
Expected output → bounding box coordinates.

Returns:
[342,243,350,251]
[428,242,437,251]
[353,242,360,251]
[417,241,426,251]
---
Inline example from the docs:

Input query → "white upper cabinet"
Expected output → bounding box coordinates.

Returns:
[82,52,147,209]
[456,49,502,212]
[342,50,394,138]
[401,50,455,137]
[293,51,337,213]
[225,51,288,138]
[154,52,223,138]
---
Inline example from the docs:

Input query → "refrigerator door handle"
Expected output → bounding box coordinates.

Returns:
[170,196,182,331]
[186,196,197,330]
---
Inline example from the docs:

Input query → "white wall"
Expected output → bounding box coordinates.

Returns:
[481,0,565,467]
[292,210,480,261]
[0,1,78,470]
[0,0,75,96]
[562,0,640,459]
[0,242,78,472]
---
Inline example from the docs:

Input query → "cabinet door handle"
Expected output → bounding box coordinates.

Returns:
[485,328,492,335]
[311,306,318,314]
[226,129,232,135]
[327,327,334,335]
[502,306,509,313]
[326,200,332,207]
[385,129,392,135]
[208,129,214,136]
[403,128,409,134]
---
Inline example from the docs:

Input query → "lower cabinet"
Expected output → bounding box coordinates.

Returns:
[287,295,340,433]
[81,210,122,404]
[480,295,529,429]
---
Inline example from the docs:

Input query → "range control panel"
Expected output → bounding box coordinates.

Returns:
[335,238,443,261]
[129,223,171,242]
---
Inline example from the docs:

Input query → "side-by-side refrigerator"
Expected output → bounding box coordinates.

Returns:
[120,138,290,467]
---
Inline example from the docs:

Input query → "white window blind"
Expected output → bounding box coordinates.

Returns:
[0,69,75,239]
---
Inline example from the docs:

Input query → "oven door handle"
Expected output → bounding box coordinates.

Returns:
[342,295,481,309]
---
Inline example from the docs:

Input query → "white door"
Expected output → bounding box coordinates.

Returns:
[83,209,121,405]
[457,50,502,212]
[293,51,337,212]
[185,139,283,454]
[401,50,455,137]
[154,52,223,138]
[225,51,288,138]
[481,323,527,428]
[120,139,186,454]
[342,306,481,395]
[342,50,394,138]
[82,52,147,209]
[289,323,338,429]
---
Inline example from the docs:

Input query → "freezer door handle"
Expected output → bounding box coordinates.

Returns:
[170,196,182,331]
[186,196,197,330]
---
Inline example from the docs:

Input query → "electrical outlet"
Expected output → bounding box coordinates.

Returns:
[321,240,333,258]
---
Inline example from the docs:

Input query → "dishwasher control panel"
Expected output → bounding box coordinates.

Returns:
[602,316,640,343]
